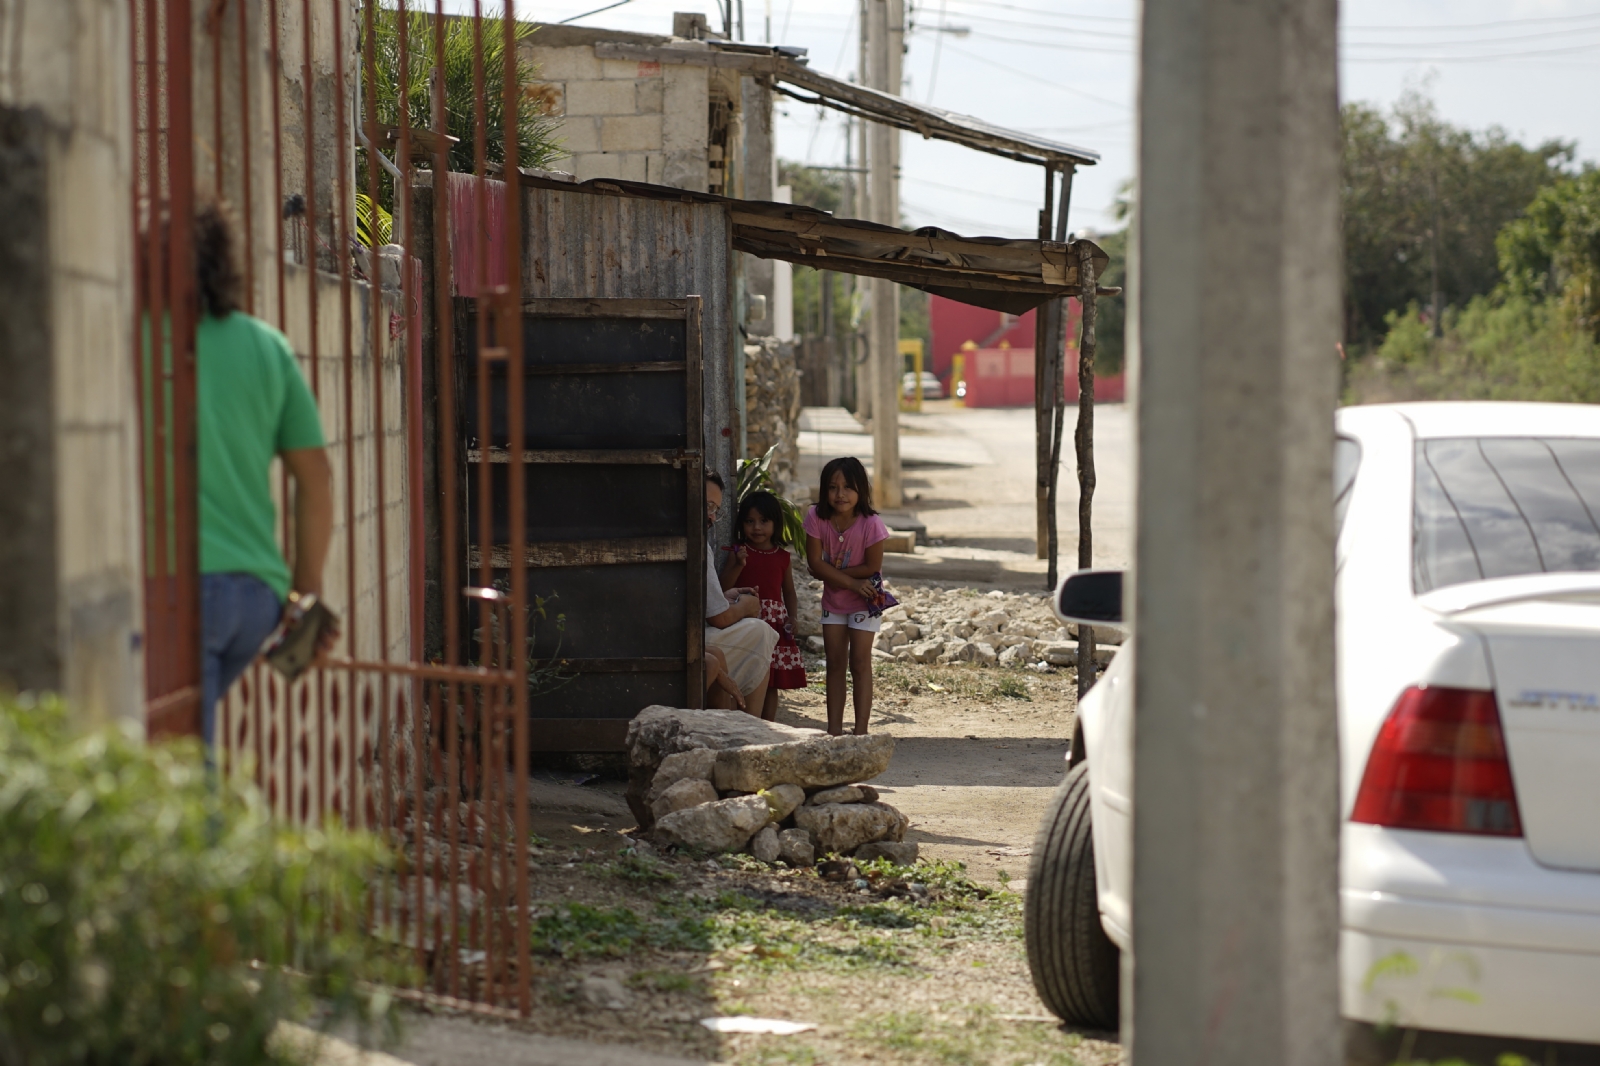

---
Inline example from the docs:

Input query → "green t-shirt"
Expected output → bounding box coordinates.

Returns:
[197,312,325,601]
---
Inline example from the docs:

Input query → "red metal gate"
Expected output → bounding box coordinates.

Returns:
[133,0,202,739]
[132,0,536,1015]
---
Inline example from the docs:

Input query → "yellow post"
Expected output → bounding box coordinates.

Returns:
[953,339,977,407]
[898,338,925,411]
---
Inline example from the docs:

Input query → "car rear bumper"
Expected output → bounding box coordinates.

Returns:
[1341,824,1600,1044]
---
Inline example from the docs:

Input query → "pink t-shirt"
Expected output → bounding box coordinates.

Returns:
[803,506,890,615]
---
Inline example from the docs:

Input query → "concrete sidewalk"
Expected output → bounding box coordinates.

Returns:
[283,1018,716,1066]
[797,403,1132,589]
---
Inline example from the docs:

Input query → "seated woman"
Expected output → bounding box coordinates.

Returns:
[704,647,745,709]
[702,472,777,715]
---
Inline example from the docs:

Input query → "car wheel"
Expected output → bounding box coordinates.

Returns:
[1024,760,1120,1030]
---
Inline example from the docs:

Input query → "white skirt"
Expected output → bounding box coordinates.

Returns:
[705,617,779,695]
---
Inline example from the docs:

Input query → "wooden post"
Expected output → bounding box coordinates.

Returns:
[1072,243,1098,696]
[1042,166,1074,581]
[1034,165,1057,558]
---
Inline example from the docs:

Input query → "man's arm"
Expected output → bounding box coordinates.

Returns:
[282,447,333,597]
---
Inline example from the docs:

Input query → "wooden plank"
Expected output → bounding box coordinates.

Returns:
[528,718,632,753]
[547,658,687,674]
[467,447,695,466]
[517,297,695,319]
[520,360,682,376]
[467,536,687,569]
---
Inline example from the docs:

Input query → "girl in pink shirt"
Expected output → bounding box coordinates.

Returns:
[802,457,892,735]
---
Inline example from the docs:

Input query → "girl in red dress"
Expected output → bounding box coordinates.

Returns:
[721,490,806,720]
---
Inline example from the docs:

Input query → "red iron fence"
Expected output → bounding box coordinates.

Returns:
[132,0,536,1014]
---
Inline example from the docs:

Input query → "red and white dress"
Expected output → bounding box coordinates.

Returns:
[736,546,807,689]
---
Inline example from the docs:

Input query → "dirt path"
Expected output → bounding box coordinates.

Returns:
[774,659,1077,888]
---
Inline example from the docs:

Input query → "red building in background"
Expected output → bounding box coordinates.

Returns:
[928,295,1122,407]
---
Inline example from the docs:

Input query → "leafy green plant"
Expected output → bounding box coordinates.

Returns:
[736,443,808,550]
[0,694,404,1066]
[366,4,562,188]
[355,191,393,248]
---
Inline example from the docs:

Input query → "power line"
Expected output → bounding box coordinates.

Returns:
[937,0,1135,26]
[1342,8,1600,32]
[904,174,1050,207]
[946,27,1133,54]
[1343,39,1600,62]
[1342,24,1600,48]
[940,43,1132,109]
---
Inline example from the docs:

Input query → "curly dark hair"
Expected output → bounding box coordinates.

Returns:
[193,201,243,318]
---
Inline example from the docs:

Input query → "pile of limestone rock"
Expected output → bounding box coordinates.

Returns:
[796,581,1120,670]
[626,706,915,868]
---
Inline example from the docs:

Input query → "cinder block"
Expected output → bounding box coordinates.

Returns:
[564,79,639,116]
[636,77,664,114]
[573,152,649,183]
[662,67,708,151]
[557,116,602,155]
[600,114,663,153]
[609,153,649,182]
[601,58,647,79]
[49,133,126,284]
[527,44,602,81]
[53,276,130,427]
[660,149,709,192]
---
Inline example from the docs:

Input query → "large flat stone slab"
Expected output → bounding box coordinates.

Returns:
[712,734,894,793]
[625,706,821,827]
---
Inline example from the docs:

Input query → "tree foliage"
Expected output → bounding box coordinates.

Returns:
[1341,92,1572,346]
[366,5,562,179]
[1498,168,1600,339]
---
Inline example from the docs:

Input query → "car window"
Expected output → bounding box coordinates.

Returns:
[1413,437,1600,593]
[1334,436,1360,537]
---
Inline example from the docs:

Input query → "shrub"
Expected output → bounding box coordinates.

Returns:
[0,693,403,1066]
[1345,295,1600,404]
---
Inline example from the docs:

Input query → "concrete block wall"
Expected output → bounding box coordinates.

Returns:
[528,39,710,192]
[0,0,144,726]
[275,264,412,668]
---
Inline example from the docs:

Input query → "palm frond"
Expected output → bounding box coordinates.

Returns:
[736,445,808,550]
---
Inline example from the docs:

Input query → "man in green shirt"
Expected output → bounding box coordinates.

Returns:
[195,203,335,746]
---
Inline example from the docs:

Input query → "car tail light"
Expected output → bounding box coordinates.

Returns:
[1351,686,1522,836]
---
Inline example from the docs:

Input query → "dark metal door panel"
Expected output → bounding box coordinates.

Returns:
[459,297,704,751]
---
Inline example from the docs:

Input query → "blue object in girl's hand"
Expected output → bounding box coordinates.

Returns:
[864,573,898,618]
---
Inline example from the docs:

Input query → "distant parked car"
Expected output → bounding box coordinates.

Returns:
[902,371,944,400]
[1027,402,1600,1055]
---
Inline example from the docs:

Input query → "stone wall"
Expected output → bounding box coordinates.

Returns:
[0,0,144,726]
[744,337,802,493]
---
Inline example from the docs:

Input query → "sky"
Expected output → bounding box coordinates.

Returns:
[524,0,1600,241]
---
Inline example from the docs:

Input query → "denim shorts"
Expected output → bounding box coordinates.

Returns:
[821,609,881,633]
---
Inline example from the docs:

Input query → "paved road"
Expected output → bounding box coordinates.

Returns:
[799,401,1132,588]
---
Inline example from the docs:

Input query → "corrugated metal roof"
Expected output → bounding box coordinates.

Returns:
[583,38,1100,169]
[508,168,1110,314]
[767,56,1100,169]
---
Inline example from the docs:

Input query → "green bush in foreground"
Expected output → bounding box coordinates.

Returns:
[0,694,402,1066]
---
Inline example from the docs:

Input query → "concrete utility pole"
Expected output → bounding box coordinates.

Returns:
[1130,1,1341,1064]
[865,0,903,507]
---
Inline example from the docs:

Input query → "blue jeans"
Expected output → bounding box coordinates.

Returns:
[201,573,282,747]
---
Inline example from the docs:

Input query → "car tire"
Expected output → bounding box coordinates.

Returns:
[1024,760,1120,1030]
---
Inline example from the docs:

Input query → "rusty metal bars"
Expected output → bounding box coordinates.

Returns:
[143,0,538,1017]
[133,0,202,739]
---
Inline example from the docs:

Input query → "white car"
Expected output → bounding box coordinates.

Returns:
[902,370,944,400]
[1027,403,1600,1057]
